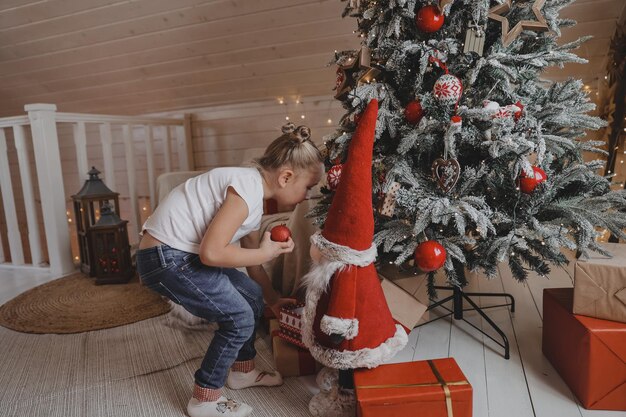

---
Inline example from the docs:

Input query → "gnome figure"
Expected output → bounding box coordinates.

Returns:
[301,99,408,417]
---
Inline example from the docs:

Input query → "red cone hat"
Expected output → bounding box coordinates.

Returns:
[321,99,378,251]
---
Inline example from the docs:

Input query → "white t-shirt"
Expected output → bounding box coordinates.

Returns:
[142,167,264,254]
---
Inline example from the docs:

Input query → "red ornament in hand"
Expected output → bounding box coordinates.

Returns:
[327,164,343,191]
[270,224,292,242]
[414,241,446,272]
[404,100,424,125]
[519,166,547,194]
[415,5,445,33]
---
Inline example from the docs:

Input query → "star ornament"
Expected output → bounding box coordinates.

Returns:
[488,0,550,47]
[334,47,381,100]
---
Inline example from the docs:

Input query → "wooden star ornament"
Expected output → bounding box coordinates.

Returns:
[334,47,381,100]
[488,0,550,47]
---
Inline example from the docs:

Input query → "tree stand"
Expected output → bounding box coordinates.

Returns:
[416,264,516,359]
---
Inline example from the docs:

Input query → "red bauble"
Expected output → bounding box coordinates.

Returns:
[415,5,445,33]
[270,224,292,242]
[327,164,343,191]
[414,241,446,272]
[519,166,547,194]
[404,100,424,125]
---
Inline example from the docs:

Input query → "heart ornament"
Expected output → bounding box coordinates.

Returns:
[431,158,461,193]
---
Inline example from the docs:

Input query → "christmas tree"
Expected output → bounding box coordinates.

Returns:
[311,0,626,286]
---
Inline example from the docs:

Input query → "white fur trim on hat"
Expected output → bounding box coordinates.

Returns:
[310,231,377,267]
[321,315,359,340]
[301,260,409,370]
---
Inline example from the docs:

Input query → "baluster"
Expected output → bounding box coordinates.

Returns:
[145,125,156,211]
[99,122,116,191]
[163,126,172,173]
[13,124,43,266]
[73,121,89,181]
[0,128,24,265]
[122,124,141,239]
[25,103,74,275]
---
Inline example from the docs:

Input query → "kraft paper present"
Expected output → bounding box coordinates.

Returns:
[543,288,626,411]
[380,278,428,331]
[573,242,626,323]
[378,263,430,324]
[354,357,472,417]
[269,319,321,377]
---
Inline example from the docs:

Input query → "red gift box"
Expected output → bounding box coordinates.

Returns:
[354,358,472,417]
[542,288,626,410]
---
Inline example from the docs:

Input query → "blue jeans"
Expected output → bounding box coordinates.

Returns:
[135,244,264,389]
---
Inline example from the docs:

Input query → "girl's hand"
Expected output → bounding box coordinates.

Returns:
[260,231,294,261]
[269,297,297,318]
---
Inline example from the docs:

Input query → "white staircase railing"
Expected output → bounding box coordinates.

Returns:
[0,104,193,276]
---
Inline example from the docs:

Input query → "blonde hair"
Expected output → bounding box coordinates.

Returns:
[255,123,323,171]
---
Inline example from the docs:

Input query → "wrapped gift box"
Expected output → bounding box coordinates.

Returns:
[278,303,305,346]
[269,319,321,377]
[573,242,626,323]
[380,278,428,331]
[378,263,431,325]
[354,357,472,417]
[542,288,626,410]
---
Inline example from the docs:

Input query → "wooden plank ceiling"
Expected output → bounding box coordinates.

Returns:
[0,0,623,117]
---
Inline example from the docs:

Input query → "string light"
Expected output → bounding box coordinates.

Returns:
[285,116,290,121]
[301,114,305,119]
[327,119,333,124]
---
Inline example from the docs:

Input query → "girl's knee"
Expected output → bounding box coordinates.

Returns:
[221,305,255,339]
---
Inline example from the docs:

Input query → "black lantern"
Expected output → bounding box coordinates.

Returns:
[89,202,133,284]
[72,167,120,276]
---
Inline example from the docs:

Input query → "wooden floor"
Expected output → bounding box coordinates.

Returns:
[0,262,624,417]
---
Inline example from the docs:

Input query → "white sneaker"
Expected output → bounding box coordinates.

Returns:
[187,396,252,417]
[226,369,283,389]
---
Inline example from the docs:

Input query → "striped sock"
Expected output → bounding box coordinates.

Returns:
[192,384,222,402]
[231,360,255,373]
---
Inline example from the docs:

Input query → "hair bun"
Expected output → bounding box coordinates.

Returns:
[294,125,311,142]
[281,122,296,134]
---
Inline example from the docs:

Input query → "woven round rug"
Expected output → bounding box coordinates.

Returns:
[0,273,171,334]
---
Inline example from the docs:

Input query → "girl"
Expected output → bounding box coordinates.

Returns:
[136,123,324,417]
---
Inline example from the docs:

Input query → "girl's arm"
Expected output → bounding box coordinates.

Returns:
[199,187,293,268]
[241,230,296,317]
